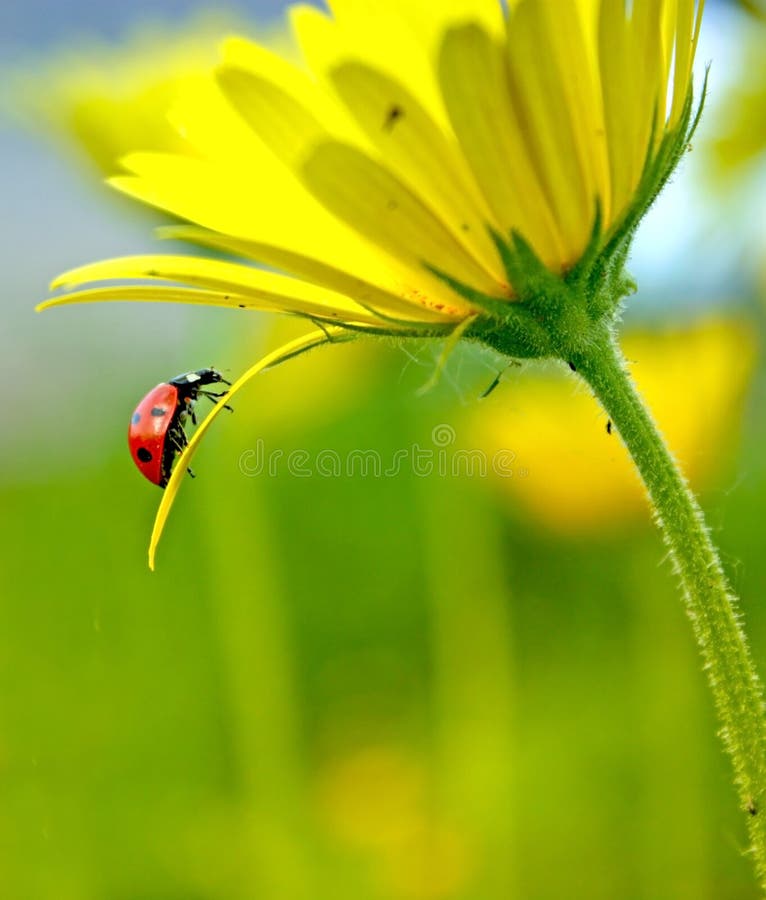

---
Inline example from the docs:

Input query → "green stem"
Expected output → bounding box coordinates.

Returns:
[570,327,766,888]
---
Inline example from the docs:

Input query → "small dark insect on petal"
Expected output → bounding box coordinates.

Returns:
[606,420,612,435]
[383,104,404,132]
[568,362,577,372]
[748,797,758,816]
[480,362,520,399]
[480,371,504,400]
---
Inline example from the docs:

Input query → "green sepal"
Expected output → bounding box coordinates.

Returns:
[424,262,554,358]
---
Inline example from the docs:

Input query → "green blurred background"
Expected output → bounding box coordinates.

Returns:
[2,1,766,898]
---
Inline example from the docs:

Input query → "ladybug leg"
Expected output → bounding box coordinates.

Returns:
[199,390,234,413]
[168,436,185,455]
[167,426,188,451]
[182,397,198,426]
[167,429,196,480]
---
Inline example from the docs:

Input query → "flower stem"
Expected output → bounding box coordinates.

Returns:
[570,327,766,888]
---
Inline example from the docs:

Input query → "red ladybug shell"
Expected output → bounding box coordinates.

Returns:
[128,382,179,487]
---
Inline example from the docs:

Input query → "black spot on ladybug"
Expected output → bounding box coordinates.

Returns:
[131,412,141,424]
[151,406,166,417]
[137,447,153,463]
[383,105,404,131]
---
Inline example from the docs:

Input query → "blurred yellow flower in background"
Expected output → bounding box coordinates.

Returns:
[735,0,766,20]
[709,19,766,180]
[7,13,257,175]
[706,15,766,291]
[316,744,472,900]
[316,745,428,849]
[468,317,757,534]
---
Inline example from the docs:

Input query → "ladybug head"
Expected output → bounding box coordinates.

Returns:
[170,368,231,388]
[197,367,230,387]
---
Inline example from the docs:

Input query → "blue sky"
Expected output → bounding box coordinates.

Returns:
[0,0,298,58]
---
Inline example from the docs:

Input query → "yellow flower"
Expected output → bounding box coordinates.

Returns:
[38,0,706,564]
[43,0,704,328]
[467,317,756,534]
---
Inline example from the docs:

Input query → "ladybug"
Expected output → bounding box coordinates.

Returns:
[128,368,231,488]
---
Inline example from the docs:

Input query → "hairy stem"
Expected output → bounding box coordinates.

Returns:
[570,327,766,888]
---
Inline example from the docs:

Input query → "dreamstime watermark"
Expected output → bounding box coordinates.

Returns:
[238,424,526,479]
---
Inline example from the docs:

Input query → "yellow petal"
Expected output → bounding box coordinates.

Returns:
[156,225,464,323]
[215,60,343,173]
[217,60,504,292]
[289,5,505,283]
[110,154,471,316]
[512,0,611,225]
[325,60,506,283]
[305,0,441,126]
[503,1,600,262]
[166,74,267,168]
[632,0,666,157]
[670,0,704,127]
[599,0,642,220]
[47,255,387,323]
[301,140,503,295]
[220,35,361,142]
[112,151,347,256]
[38,285,255,312]
[149,328,350,569]
[323,0,504,113]
[438,23,565,267]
